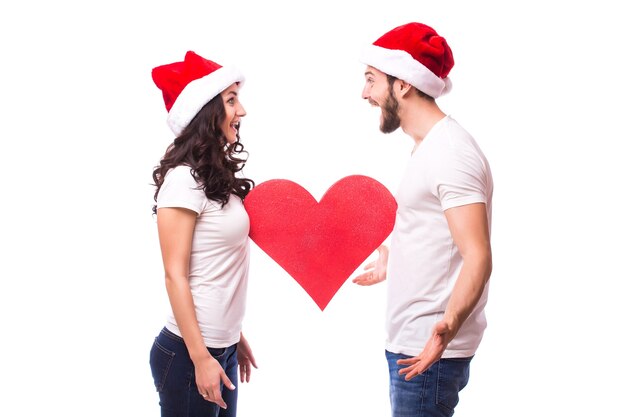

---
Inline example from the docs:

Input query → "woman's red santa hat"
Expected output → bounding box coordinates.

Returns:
[152,51,245,136]
[360,22,454,98]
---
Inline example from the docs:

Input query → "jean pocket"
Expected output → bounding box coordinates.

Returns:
[208,346,227,359]
[435,357,472,414]
[150,338,176,392]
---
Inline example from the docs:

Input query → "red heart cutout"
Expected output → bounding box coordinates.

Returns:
[244,175,397,310]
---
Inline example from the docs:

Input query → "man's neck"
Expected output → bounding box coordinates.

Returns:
[401,103,446,148]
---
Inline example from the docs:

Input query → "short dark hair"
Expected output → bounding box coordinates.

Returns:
[386,74,434,101]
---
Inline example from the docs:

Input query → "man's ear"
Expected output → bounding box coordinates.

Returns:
[395,79,413,98]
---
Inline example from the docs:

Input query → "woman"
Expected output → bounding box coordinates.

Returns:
[149,50,257,417]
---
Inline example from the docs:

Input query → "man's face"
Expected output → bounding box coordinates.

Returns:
[362,66,401,134]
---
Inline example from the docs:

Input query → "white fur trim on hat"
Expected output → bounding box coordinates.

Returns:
[167,66,245,136]
[360,45,451,98]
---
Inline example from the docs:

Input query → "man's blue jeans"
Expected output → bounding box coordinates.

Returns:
[150,327,239,417]
[386,350,472,417]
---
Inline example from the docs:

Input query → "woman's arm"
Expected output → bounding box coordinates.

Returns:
[157,207,235,408]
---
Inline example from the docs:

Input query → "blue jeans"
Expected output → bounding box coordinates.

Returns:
[386,350,472,417]
[150,327,239,417]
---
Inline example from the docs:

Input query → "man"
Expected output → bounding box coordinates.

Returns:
[353,22,493,416]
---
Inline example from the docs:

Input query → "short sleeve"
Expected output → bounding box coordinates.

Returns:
[157,165,207,214]
[434,145,489,211]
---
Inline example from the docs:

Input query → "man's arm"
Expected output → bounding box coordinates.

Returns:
[397,202,492,380]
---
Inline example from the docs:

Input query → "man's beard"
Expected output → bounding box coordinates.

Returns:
[380,92,400,134]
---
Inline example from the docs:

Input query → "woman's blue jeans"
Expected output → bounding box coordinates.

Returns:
[385,350,472,417]
[150,327,238,417]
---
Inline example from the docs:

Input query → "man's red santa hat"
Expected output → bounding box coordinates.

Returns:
[360,22,454,98]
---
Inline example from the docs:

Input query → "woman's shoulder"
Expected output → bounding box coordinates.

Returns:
[158,164,207,211]
[164,164,196,184]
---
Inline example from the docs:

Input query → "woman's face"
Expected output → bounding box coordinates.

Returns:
[220,82,246,144]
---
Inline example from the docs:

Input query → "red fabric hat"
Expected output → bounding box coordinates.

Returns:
[360,22,454,98]
[152,51,245,135]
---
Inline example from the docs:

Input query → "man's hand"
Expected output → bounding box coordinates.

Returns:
[396,321,456,380]
[352,245,389,286]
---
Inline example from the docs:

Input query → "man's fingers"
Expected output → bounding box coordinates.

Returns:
[353,278,377,286]
[353,270,384,285]
[352,274,371,284]
[397,362,416,375]
[397,362,422,380]
[403,368,421,381]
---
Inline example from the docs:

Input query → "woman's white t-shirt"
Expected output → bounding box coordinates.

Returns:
[157,165,250,348]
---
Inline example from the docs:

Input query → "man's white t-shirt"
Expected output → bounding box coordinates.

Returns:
[157,165,250,348]
[386,115,493,358]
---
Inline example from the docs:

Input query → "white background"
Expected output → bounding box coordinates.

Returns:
[1,1,625,416]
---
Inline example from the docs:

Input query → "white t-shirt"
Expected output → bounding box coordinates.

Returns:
[157,165,250,348]
[386,115,493,358]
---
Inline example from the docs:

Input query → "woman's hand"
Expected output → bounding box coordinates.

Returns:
[195,355,235,409]
[237,332,258,383]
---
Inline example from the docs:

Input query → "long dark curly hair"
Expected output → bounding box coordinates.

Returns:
[152,91,254,215]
